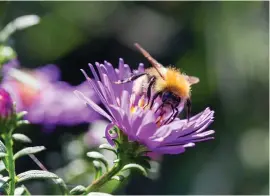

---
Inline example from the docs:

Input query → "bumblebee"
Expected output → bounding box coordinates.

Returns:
[116,43,199,123]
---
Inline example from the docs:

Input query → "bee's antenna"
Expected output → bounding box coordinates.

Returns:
[134,43,166,80]
[28,154,48,171]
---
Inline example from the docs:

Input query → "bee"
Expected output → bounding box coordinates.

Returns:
[116,43,199,123]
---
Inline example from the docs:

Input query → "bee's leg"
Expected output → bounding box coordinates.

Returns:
[163,105,175,125]
[186,98,191,121]
[150,91,162,109]
[143,76,156,108]
[169,107,179,124]
[163,104,179,125]
[155,102,165,113]
[114,73,147,84]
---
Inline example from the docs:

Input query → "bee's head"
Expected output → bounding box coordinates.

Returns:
[161,91,181,108]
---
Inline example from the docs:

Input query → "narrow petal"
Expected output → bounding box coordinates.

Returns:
[193,130,215,138]
[96,63,107,84]
[108,105,125,127]
[104,61,118,82]
[120,90,130,114]
[137,122,157,144]
[74,90,112,121]
[80,69,106,104]
[137,63,145,73]
[153,145,186,154]
[88,63,100,82]
[103,74,117,105]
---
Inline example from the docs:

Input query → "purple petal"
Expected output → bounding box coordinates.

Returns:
[154,145,186,154]
[88,63,100,82]
[74,90,112,121]
[120,90,130,114]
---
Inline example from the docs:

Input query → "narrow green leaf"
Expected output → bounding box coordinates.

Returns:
[16,111,27,120]
[87,192,113,196]
[14,186,25,195]
[0,140,6,153]
[0,152,6,158]
[86,152,108,171]
[12,134,32,143]
[0,162,6,172]
[0,176,10,191]
[93,160,102,179]
[113,159,120,163]
[53,178,69,195]
[14,146,45,160]
[111,175,125,182]
[16,120,30,126]
[121,163,147,176]
[70,185,86,195]
[17,170,58,183]
[20,185,31,196]
[99,144,117,154]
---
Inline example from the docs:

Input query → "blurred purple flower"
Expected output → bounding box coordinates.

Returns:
[75,59,215,155]
[0,88,13,118]
[2,60,99,126]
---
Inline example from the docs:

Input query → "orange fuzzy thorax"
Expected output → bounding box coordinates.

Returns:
[155,67,190,99]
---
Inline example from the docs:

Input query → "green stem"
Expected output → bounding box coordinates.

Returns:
[4,133,16,195]
[85,161,123,194]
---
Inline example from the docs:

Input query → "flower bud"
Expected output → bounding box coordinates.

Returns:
[0,88,13,119]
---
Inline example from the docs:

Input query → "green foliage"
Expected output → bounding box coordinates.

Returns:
[17,170,58,182]
[13,146,45,160]
[87,151,109,172]
[121,164,147,177]
[70,185,86,195]
[12,134,32,144]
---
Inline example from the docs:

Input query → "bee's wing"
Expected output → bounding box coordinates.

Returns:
[184,75,200,85]
[134,43,166,79]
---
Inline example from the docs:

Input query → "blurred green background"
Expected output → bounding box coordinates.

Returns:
[0,1,268,195]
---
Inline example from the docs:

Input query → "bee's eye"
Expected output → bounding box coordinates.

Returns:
[162,91,181,106]
[162,91,174,102]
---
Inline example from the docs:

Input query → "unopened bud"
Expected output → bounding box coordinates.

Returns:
[0,88,13,119]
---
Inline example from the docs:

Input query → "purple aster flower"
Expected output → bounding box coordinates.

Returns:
[75,59,214,155]
[0,88,13,118]
[2,62,100,126]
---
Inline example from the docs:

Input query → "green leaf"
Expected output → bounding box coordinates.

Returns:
[99,144,117,154]
[16,120,30,127]
[17,170,68,194]
[70,185,86,195]
[113,159,120,163]
[0,140,6,153]
[111,175,125,182]
[17,170,58,183]
[12,134,32,143]
[87,192,113,196]
[0,15,40,43]
[19,185,31,196]
[14,186,25,195]
[14,146,45,160]
[86,151,108,171]
[93,160,102,179]
[121,163,147,176]
[0,162,6,172]
[0,176,9,195]
[53,178,69,195]
[0,152,6,160]
[16,111,27,120]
